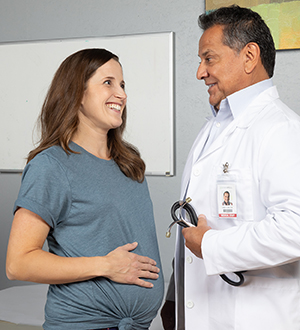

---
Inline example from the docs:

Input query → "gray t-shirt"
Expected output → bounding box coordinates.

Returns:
[14,142,164,330]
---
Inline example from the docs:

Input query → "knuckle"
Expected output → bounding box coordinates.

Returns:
[127,274,136,284]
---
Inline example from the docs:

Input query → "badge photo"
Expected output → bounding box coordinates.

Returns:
[217,184,237,218]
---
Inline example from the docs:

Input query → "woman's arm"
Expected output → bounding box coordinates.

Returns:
[6,208,159,288]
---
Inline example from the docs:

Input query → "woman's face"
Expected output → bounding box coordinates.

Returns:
[79,58,127,135]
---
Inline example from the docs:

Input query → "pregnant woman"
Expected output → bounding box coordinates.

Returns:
[6,48,164,330]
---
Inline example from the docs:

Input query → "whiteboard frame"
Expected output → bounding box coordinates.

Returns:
[0,32,174,176]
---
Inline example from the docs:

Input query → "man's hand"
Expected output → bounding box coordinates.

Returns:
[182,214,211,258]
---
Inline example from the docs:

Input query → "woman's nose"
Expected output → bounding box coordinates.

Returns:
[115,86,127,100]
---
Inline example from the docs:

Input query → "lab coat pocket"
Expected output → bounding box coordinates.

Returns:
[210,167,254,221]
[235,275,300,330]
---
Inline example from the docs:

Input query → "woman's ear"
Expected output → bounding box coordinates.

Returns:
[243,42,260,74]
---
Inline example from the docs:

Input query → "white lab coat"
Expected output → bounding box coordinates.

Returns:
[174,86,300,330]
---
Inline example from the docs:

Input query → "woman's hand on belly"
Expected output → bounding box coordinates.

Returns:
[98,242,160,288]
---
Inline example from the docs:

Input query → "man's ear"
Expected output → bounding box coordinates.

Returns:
[243,42,260,74]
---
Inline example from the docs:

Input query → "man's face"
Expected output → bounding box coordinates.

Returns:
[224,192,229,202]
[197,25,247,110]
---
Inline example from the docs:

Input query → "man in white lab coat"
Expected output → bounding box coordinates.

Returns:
[161,5,300,330]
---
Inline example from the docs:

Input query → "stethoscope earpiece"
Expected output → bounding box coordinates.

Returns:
[166,197,197,238]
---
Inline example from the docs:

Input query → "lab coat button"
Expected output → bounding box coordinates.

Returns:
[186,300,194,309]
[186,256,193,264]
[193,168,200,176]
[216,122,221,127]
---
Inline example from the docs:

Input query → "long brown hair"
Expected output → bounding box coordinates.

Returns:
[28,48,145,182]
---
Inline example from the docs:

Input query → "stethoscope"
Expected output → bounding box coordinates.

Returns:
[166,197,245,287]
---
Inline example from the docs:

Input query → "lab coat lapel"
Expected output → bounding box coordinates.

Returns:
[180,118,214,198]
[200,119,239,159]
[198,86,280,160]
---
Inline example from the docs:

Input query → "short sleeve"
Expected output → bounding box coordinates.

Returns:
[14,153,72,229]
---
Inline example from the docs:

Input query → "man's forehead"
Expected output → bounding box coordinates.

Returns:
[198,27,228,56]
[198,48,216,57]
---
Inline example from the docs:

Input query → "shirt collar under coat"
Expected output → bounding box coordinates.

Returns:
[210,78,274,120]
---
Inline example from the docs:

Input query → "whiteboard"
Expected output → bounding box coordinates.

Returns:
[0,33,174,175]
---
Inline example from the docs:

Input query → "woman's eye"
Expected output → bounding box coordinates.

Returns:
[121,83,125,90]
[104,80,111,85]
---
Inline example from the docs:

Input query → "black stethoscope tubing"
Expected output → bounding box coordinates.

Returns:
[169,199,245,287]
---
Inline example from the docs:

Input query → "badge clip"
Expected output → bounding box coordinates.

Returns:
[223,162,229,173]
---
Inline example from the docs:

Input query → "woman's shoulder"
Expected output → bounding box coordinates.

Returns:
[25,145,69,177]
[41,144,69,159]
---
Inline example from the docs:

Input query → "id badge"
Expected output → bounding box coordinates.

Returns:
[217,172,237,218]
